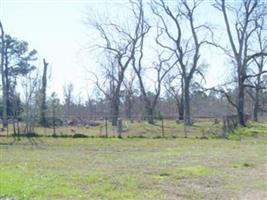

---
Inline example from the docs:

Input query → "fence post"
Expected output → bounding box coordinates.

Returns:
[105,117,108,138]
[117,118,122,138]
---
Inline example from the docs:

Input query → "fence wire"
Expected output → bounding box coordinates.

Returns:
[0,115,228,138]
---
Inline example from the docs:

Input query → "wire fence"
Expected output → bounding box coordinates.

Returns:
[0,114,228,139]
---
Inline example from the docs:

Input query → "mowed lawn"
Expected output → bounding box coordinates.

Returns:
[0,126,267,199]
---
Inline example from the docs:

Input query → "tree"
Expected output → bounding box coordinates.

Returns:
[122,71,137,122]
[47,92,61,136]
[151,0,210,125]
[10,91,22,136]
[247,18,267,121]
[63,82,74,119]
[90,0,148,126]
[0,21,7,128]
[21,69,39,135]
[214,0,267,125]
[127,0,176,124]
[164,73,184,120]
[40,58,48,126]
[133,50,175,124]
[0,31,37,128]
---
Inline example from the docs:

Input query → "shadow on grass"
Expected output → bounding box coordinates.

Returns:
[0,134,45,146]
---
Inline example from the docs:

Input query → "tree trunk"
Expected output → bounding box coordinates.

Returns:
[238,79,245,126]
[0,22,8,128]
[184,79,191,126]
[179,79,184,120]
[3,50,9,128]
[126,95,133,122]
[111,98,119,126]
[253,88,260,122]
[146,106,154,124]
[40,59,48,126]
[128,98,133,122]
[178,105,184,120]
[1,74,8,128]
[176,101,184,121]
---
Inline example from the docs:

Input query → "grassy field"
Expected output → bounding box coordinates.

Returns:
[0,122,267,200]
[0,119,223,138]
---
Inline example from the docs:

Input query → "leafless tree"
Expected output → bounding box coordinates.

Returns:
[40,58,48,126]
[21,69,40,135]
[151,0,210,125]
[63,82,74,118]
[247,18,267,121]
[122,70,137,122]
[214,0,267,125]
[133,49,175,124]
[90,57,126,126]
[164,73,184,120]
[89,0,148,126]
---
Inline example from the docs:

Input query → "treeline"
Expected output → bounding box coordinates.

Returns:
[88,0,267,126]
[0,0,267,134]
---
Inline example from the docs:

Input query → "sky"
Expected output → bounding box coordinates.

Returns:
[0,0,228,102]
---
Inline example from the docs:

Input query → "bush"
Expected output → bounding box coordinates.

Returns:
[72,133,88,138]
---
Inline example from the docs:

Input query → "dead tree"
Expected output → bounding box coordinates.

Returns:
[90,0,148,126]
[214,0,267,126]
[122,71,137,122]
[133,50,175,124]
[0,21,7,128]
[21,70,39,135]
[164,73,184,121]
[40,58,48,126]
[151,0,210,125]
[63,82,74,119]
[246,18,267,122]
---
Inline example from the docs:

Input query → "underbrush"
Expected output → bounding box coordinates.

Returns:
[228,121,267,140]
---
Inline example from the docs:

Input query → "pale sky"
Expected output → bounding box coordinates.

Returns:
[0,0,228,101]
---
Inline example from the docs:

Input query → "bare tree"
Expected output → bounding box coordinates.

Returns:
[247,18,267,121]
[63,82,74,118]
[21,69,39,135]
[91,56,134,126]
[151,0,209,125]
[89,0,148,126]
[122,71,137,122]
[214,0,267,125]
[133,50,175,124]
[127,0,177,124]
[164,73,184,120]
[40,58,48,126]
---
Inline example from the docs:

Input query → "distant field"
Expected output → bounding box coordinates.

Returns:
[0,122,267,200]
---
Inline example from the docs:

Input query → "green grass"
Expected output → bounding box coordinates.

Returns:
[229,121,267,140]
[0,122,267,199]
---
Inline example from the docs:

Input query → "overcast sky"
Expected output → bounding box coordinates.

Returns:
[0,0,229,101]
